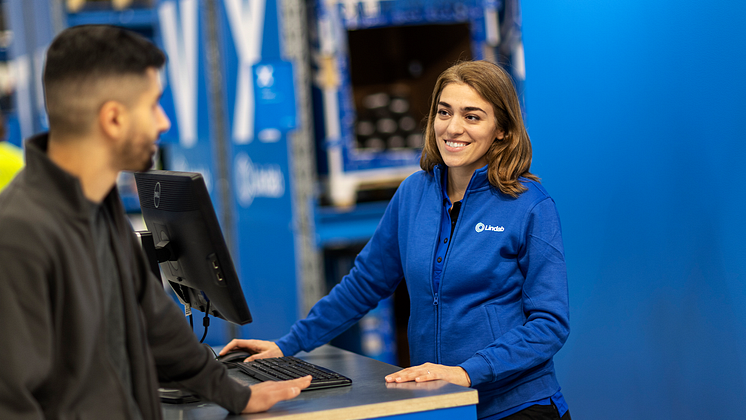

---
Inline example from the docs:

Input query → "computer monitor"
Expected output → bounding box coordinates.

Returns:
[134,170,252,325]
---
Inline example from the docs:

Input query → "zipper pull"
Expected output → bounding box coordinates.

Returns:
[433,292,439,306]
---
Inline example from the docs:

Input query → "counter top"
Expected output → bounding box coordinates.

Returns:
[162,345,478,419]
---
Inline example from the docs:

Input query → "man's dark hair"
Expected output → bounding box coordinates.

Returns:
[44,25,165,86]
[44,25,166,136]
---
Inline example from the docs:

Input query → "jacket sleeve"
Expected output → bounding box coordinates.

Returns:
[0,245,52,420]
[131,239,251,414]
[276,190,406,356]
[459,197,571,387]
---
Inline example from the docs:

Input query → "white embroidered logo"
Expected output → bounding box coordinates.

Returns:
[475,222,504,233]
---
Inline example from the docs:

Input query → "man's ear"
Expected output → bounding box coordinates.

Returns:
[98,100,128,140]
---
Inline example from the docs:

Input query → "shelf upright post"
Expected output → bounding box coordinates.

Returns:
[279,0,324,316]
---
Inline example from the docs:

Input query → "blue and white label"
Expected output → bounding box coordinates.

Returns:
[234,152,285,207]
[253,60,297,138]
[475,222,505,233]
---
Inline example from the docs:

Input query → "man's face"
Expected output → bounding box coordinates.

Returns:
[116,68,171,172]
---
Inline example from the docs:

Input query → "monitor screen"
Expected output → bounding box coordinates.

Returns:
[134,170,252,325]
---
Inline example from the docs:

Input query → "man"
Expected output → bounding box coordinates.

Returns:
[0,25,309,419]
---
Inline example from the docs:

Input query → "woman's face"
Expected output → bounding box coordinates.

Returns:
[434,82,504,174]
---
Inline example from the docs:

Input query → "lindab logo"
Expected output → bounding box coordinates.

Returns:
[475,222,504,233]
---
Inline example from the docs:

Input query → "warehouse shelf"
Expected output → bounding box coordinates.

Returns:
[66,7,156,29]
[315,200,388,248]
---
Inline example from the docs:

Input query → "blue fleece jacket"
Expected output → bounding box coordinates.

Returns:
[276,164,570,418]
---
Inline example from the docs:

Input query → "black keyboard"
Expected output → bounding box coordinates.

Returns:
[235,356,352,391]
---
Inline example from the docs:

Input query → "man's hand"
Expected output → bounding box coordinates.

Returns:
[242,376,312,413]
[219,339,284,362]
[384,362,471,387]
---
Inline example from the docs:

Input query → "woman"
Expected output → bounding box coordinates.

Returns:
[222,61,571,419]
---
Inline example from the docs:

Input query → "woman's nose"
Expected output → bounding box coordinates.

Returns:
[446,117,464,137]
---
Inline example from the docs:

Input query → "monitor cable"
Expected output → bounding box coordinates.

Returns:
[199,301,211,344]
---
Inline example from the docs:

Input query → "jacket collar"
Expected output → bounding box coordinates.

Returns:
[23,133,98,220]
[433,163,492,194]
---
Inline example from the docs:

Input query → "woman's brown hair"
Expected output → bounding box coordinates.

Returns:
[419,61,538,197]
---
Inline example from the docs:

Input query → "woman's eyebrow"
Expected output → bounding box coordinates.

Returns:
[438,101,487,114]
[462,106,487,114]
[438,101,487,115]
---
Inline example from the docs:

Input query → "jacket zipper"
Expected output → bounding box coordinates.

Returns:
[434,175,474,364]
[432,184,443,363]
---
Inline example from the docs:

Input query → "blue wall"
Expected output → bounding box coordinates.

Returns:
[521,1,746,418]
